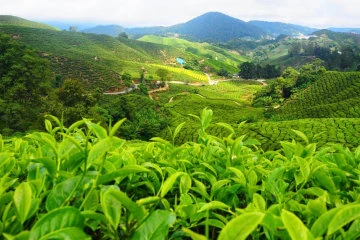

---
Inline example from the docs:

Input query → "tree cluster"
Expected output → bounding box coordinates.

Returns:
[238,62,281,79]
[253,59,326,108]
[0,34,52,133]
[288,42,360,70]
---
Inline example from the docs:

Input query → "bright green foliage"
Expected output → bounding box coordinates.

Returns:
[1,110,360,239]
[218,212,265,240]
[139,35,249,72]
[155,68,171,81]
[277,71,360,119]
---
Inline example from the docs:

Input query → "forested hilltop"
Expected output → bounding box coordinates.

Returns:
[1,13,360,239]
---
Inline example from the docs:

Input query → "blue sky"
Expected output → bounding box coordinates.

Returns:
[1,0,359,28]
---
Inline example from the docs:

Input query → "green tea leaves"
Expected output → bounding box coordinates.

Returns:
[327,204,360,235]
[281,209,314,240]
[14,182,32,224]
[160,172,186,198]
[29,207,87,240]
[218,212,265,240]
[131,210,176,240]
[101,187,122,230]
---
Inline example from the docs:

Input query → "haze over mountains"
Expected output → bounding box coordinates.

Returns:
[79,12,360,42]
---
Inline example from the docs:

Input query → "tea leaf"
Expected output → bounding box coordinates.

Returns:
[97,165,150,185]
[327,204,360,235]
[311,207,340,238]
[281,209,314,240]
[29,207,86,240]
[218,212,264,240]
[197,201,229,213]
[253,193,266,211]
[109,118,126,137]
[84,120,107,139]
[161,172,185,198]
[101,187,121,229]
[173,122,186,143]
[131,210,176,240]
[14,182,32,224]
[46,176,90,211]
[182,228,207,240]
[107,188,147,222]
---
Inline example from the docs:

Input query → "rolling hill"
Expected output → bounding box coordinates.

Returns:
[0,16,249,91]
[0,15,58,30]
[276,71,360,119]
[248,20,317,37]
[82,24,126,37]
[138,35,249,72]
[328,27,360,34]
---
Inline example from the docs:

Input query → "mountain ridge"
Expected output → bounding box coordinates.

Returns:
[82,12,323,41]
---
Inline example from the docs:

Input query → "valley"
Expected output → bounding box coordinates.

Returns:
[1,11,360,240]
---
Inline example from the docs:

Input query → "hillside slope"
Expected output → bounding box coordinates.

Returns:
[0,24,212,90]
[277,71,360,119]
[138,35,249,72]
[0,15,58,30]
[82,24,125,36]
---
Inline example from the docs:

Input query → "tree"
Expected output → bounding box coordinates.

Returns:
[55,79,98,124]
[288,42,302,57]
[277,67,298,98]
[140,66,146,83]
[0,34,52,132]
[239,62,256,79]
[217,68,229,77]
[297,58,326,87]
[117,32,128,39]
[156,69,170,81]
[121,72,132,87]
[69,26,78,32]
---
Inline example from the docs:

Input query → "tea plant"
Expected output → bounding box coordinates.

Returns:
[1,109,360,239]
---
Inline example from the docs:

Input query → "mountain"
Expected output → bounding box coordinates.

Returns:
[126,12,266,42]
[41,20,96,31]
[125,26,168,38]
[82,25,126,37]
[167,12,266,42]
[248,20,317,37]
[328,27,360,34]
[0,15,58,30]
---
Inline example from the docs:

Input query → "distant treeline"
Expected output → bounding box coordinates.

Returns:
[238,62,281,79]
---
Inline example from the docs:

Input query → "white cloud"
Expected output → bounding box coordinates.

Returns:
[0,0,359,28]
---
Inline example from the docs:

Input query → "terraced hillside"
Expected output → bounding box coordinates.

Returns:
[0,19,228,90]
[139,35,249,73]
[277,71,360,119]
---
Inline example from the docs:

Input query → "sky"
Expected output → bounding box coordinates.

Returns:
[1,0,359,29]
